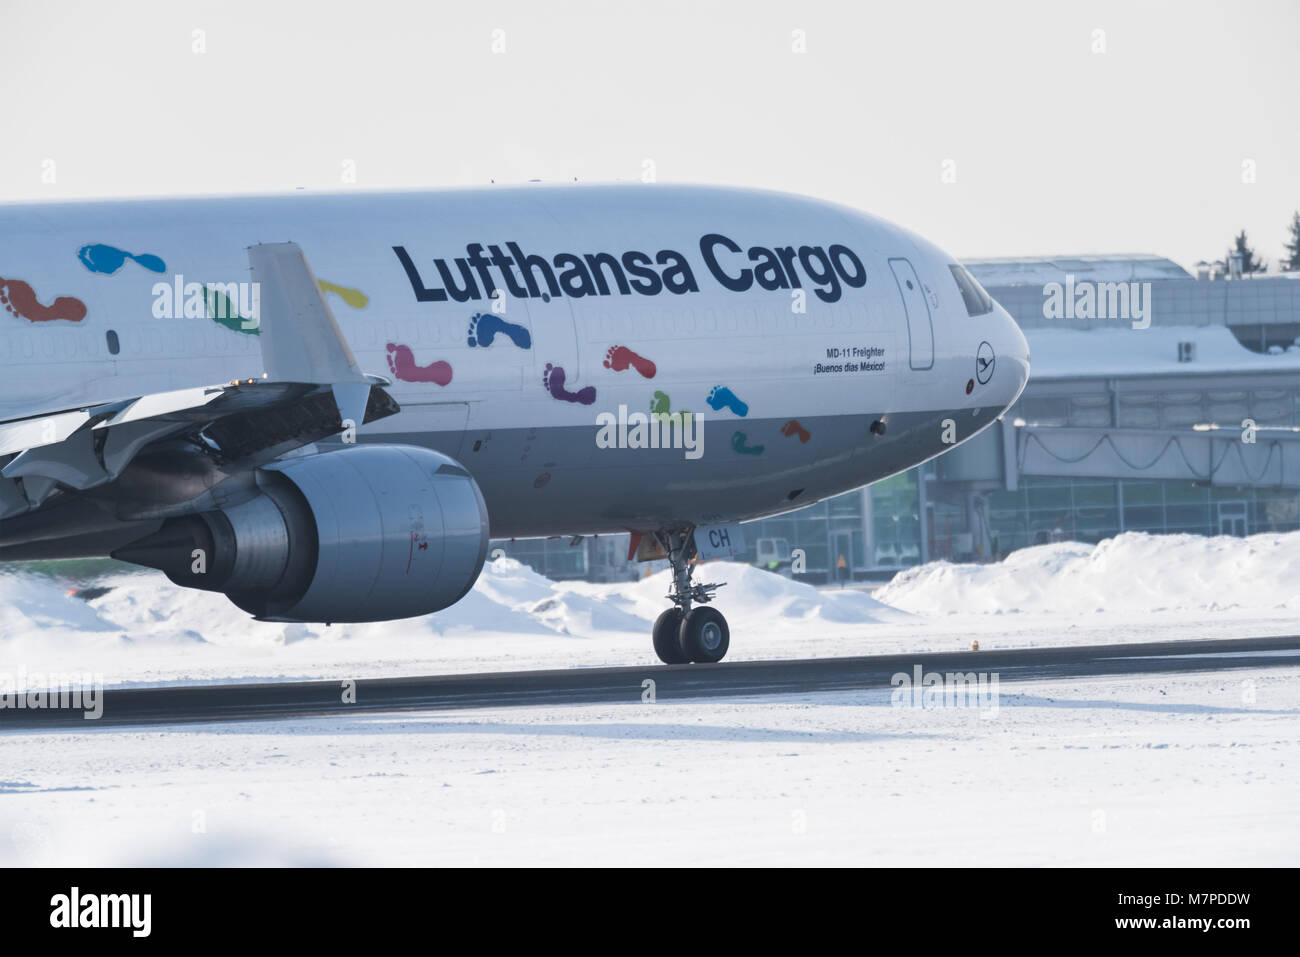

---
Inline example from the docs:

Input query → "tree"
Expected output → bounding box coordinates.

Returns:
[1226,230,1267,275]
[1283,212,1300,272]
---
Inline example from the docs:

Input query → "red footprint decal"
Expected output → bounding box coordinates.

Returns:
[0,276,87,323]
[386,342,453,386]
[603,345,656,379]
[781,419,812,443]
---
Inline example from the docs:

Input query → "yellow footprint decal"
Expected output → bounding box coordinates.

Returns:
[318,279,369,309]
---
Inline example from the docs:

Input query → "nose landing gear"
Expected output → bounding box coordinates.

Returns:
[650,528,730,664]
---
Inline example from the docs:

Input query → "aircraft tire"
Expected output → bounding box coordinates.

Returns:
[678,606,729,664]
[653,608,688,664]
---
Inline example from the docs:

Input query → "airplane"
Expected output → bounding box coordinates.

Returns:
[0,183,1030,663]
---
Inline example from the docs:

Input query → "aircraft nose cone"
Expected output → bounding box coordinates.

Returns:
[1002,307,1030,403]
[978,300,1029,409]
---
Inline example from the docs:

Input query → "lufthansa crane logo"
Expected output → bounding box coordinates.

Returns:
[975,341,995,385]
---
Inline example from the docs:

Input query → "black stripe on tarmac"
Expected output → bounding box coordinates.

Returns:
[2,634,1297,730]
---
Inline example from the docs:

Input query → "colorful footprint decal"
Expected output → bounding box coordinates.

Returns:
[650,390,693,424]
[387,343,453,386]
[706,385,748,417]
[77,243,166,275]
[603,345,656,378]
[0,276,87,323]
[781,419,812,443]
[542,363,595,405]
[468,313,531,349]
[319,279,369,309]
[204,286,259,335]
[731,431,764,455]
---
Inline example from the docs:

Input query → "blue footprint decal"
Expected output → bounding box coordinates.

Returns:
[706,385,749,417]
[467,312,531,349]
[731,431,764,455]
[77,244,166,275]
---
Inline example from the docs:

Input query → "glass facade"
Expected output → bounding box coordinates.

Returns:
[714,489,871,581]
[498,537,591,580]
[496,471,1300,584]
[870,471,922,568]
[494,533,643,583]
[986,477,1299,552]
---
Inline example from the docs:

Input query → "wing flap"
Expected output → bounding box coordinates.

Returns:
[0,410,92,457]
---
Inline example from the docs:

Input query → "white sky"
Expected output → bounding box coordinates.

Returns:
[3,0,1296,270]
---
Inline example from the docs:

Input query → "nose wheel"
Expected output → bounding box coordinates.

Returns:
[651,528,730,664]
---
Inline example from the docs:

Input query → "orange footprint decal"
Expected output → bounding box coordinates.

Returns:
[386,343,453,386]
[0,276,87,323]
[781,419,811,443]
[603,345,656,379]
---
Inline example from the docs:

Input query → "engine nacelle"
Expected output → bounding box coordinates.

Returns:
[114,445,490,622]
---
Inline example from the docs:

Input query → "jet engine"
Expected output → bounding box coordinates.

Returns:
[114,445,489,622]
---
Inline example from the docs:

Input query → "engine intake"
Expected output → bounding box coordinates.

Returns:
[114,445,490,622]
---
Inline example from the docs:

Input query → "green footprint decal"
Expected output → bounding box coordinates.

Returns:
[651,390,693,424]
[205,286,259,336]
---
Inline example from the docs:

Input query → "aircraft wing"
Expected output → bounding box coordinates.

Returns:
[0,243,397,521]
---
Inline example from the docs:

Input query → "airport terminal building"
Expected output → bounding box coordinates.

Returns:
[501,255,1300,582]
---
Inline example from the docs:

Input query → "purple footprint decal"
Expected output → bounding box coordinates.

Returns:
[542,363,596,405]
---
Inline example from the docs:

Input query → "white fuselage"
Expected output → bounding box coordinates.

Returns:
[0,183,1029,538]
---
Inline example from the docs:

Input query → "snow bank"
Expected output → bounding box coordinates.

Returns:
[0,558,903,669]
[4,531,1294,684]
[0,573,120,639]
[876,530,1300,616]
[633,561,905,627]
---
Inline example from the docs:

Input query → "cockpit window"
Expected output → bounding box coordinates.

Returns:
[949,264,993,316]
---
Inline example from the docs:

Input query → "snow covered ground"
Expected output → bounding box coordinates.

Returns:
[2,667,1296,866]
[1,530,1298,865]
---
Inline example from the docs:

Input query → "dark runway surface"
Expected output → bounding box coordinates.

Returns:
[3,635,1298,730]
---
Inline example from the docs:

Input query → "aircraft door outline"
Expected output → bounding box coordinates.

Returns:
[888,257,934,371]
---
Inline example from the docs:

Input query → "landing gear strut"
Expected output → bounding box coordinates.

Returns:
[650,529,729,664]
